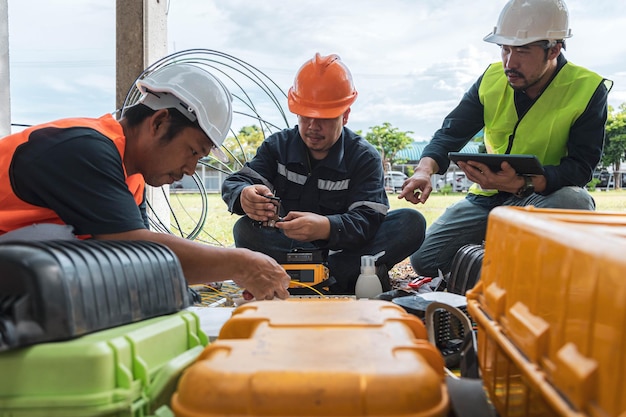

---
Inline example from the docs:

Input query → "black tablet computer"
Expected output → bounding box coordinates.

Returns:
[448,152,545,175]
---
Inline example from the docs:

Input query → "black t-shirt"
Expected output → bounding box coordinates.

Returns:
[10,126,148,235]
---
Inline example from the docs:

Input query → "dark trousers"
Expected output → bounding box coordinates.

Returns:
[233,208,426,294]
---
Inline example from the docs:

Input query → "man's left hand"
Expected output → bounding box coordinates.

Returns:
[458,160,522,193]
[274,211,330,241]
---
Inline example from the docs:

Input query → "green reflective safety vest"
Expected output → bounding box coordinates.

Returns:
[470,61,605,196]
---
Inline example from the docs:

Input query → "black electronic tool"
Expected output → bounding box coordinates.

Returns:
[280,248,335,294]
[256,195,283,228]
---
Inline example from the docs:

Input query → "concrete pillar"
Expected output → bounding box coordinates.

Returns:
[116,0,170,230]
[0,0,11,137]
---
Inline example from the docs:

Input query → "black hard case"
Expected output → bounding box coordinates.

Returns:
[447,243,485,295]
[0,239,190,351]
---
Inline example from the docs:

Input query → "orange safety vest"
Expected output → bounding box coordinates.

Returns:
[0,114,145,236]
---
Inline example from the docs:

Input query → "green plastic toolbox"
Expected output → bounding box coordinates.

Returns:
[0,310,208,417]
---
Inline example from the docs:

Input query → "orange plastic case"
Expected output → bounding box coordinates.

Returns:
[171,299,449,417]
[466,206,626,417]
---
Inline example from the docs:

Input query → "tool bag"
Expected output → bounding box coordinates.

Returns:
[447,243,484,295]
[0,239,190,351]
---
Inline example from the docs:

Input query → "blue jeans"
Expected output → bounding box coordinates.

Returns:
[233,208,426,294]
[410,187,596,277]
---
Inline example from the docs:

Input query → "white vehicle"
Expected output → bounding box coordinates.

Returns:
[435,171,473,192]
[384,171,408,193]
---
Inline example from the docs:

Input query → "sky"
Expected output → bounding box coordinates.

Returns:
[6,0,626,141]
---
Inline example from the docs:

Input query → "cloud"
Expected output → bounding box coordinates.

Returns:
[164,0,507,137]
[5,0,626,138]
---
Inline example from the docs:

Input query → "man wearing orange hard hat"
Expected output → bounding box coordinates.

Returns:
[222,53,425,294]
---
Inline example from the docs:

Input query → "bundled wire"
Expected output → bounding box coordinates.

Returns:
[190,281,244,307]
[120,48,291,244]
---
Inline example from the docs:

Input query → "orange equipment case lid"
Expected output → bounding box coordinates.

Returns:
[171,299,450,417]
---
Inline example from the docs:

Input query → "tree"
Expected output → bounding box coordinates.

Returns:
[601,104,626,189]
[362,122,413,171]
[221,125,266,170]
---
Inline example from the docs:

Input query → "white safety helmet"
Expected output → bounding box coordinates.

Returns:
[483,0,572,46]
[135,63,233,155]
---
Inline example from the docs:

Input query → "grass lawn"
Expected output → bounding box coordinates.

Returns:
[166,189,626,247]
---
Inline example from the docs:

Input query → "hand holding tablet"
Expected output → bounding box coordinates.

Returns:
[448,152,544,175]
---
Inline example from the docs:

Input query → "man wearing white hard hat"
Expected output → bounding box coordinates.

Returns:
[0,63,290,301]
[400,0,613,279]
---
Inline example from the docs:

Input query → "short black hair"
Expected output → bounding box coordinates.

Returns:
[541,40,566,50]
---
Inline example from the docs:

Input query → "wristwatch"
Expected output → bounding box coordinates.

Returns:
[514,175,535,198]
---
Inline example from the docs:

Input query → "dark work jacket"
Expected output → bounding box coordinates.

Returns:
[222,126,389,250]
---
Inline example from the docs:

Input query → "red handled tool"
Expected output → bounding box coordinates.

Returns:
[408,276,432,290]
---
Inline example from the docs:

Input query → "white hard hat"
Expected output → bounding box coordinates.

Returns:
[483,0,572,46]
[135,63,233,151]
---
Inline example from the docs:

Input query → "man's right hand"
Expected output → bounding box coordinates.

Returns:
[96,229,291,300]
[398,157,437,204]
[231,248,291,300]
[240,185,280,222]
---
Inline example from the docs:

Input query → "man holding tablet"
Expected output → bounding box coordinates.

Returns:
[399,0,612,279]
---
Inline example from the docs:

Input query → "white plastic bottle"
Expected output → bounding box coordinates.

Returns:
[355,251,385,299]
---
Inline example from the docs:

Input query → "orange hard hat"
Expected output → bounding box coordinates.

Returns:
[287,53,358,119]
